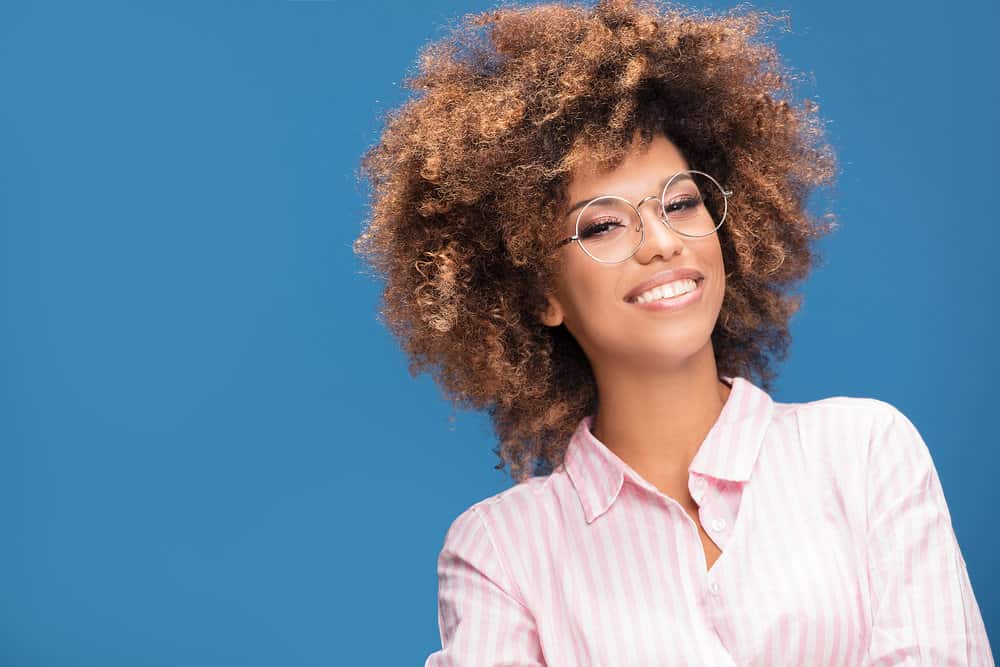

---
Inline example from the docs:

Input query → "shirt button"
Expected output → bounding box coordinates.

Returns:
[709,580,720,595]
[711,518,726,532]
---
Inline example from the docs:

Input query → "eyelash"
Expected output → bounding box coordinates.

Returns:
[664,194,700,213]
[580,218,625,238]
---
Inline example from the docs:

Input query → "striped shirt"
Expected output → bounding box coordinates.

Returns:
[424,375,994,666]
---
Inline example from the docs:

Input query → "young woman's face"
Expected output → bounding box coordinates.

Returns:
[541,133,727,374]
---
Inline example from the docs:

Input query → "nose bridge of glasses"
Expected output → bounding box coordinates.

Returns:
[628,194,684,259]
[634,194,665,228]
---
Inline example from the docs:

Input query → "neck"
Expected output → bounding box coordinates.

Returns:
[589,344,731,490]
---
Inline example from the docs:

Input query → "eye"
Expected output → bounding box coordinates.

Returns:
[664,194,701,214]
[580,218,626,238]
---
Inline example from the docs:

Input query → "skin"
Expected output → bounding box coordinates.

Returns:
[540,133,732,564]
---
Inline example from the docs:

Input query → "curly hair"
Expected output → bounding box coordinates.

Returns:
[354,0,838,483]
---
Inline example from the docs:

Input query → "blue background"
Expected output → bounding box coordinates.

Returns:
[1,0,996,664]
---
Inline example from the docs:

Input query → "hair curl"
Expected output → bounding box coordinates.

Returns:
[354,0,838,483]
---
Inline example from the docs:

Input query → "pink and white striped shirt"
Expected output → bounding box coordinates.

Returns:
[425,375,994,666]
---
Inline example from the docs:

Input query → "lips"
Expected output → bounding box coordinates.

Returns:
[624,268,705,303]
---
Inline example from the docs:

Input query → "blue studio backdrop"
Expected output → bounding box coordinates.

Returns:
[1,1,996,664]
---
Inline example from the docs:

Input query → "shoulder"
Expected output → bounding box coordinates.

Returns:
[764,393,912,488]
[775,392,898,425]
[444,473,567,541]
[439,470,574,587]
[771,392,904,449]
[782,395,947,531]
[761,392,922,530]
[782,392,918,443]
[771,391,935,488]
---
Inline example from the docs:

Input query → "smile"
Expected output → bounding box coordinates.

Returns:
[626,278,704,311]
[629,278,698,303]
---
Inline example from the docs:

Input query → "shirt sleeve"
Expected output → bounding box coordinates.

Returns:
[424,504,546,667]
[863,404,995,666]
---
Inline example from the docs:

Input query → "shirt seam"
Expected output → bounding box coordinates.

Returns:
[471,504,534,613]
[865,406,937,532]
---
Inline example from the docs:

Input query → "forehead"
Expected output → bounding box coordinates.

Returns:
[564,133,691,200]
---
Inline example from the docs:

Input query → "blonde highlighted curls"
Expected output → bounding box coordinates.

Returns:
[354,0,838,483]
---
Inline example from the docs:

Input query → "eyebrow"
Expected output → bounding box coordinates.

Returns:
[562,172,694,220]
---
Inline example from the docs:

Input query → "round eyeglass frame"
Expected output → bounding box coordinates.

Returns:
[555,169,733,264]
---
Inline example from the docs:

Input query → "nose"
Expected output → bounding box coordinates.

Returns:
[632,195,684,262]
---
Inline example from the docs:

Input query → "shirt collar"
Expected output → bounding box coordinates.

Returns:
[561,375,775,524]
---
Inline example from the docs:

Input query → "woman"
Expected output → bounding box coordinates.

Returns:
[354,1,993,664]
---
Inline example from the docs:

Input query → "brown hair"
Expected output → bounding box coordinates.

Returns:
[354,0,838,483]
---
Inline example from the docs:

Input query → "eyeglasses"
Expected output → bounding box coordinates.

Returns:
[555,170,732,264]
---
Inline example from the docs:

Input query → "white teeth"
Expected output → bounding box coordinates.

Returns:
[632,278,698,304]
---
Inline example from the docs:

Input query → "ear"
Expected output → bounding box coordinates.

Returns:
[539,291,565,327]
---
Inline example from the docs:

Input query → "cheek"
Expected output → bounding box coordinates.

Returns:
[565,277,616,318]
[558,268,622,330]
